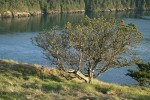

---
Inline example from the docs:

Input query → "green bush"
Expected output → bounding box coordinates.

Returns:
[126,63,150,86]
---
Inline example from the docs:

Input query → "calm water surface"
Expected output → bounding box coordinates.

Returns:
[0,11,150,84]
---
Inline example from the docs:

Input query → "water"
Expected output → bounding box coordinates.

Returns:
[0,11,150,84]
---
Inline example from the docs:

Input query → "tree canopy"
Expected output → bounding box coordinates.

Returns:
[34,16,143,83]
[0,0,149,13]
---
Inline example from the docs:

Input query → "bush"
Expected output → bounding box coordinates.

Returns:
[126,63,150,86]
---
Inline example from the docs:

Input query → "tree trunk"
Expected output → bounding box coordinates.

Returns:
[68,68,94,84]
[88,68,94,84]
[68,70,89,82]
[76,71,89,83]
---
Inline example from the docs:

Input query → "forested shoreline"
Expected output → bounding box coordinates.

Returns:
[0,0,150,17]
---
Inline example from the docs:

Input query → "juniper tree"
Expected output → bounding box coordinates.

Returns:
[34,16,143,83]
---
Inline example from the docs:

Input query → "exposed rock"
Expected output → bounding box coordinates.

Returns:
[12,12,30,17]
[12,12,18,17]
[62,10,85,14]
[47,11,60,14]
[30,11,42,16]
[109,9,116,12]
[2,11,12,17]
[1,11,42,18]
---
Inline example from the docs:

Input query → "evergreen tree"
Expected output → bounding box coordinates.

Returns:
[0,0,149,14]
[127,63,150,86]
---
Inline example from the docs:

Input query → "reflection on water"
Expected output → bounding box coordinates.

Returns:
[0,11,150,84]
[0,11,150,34]
[0,14,85,34]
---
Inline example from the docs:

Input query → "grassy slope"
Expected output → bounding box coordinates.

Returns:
[0,59,150,100]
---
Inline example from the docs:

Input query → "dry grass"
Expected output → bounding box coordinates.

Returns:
[0,59,150,100]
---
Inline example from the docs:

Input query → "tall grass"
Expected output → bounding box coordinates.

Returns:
[0,59,150,100]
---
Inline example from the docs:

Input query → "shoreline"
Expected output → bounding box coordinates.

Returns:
[0,10,85,18]
[0,9,150,18]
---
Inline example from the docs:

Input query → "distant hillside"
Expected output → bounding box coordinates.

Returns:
[0,0,150,17]
[85,0,150,12]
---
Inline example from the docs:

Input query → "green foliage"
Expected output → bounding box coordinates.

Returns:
[127,63,150,86]
[35,16,143,83]
[85,0,150,12]
[0,0,85,13]
[0,0,149,14]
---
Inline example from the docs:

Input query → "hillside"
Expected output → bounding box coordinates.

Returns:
[0,59,150,100]
[0,0,150,17]
[85,0,150,12]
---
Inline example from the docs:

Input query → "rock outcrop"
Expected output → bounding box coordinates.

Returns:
[30,11,42,16]
[0,11,43,18]
[12,12,30,17]
[2,11,12,17]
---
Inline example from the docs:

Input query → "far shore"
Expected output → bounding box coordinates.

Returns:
[0,8,150,18]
